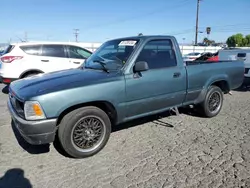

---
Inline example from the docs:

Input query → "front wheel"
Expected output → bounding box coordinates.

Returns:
[58,106,111,158]
[198,85,224,117]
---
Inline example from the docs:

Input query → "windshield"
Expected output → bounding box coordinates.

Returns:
[83,39,140,71]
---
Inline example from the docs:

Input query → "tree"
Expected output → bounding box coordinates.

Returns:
[138,33,143,36]
[203,37,209,45]
[246,35,250,46]
[226,33,249,47]
[226,36,235,47]
[234,33,244,46]
[202,37,215,46]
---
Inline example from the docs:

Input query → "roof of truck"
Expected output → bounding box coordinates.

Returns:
[109,35,176,41]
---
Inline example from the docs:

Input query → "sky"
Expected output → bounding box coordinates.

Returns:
[1,0,250,44]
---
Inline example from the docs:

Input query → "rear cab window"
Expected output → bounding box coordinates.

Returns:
[237,53,246,58]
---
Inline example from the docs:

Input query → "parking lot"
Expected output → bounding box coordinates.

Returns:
[0,84,250,188]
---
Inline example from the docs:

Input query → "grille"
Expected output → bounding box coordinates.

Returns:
[245,68,250,74]
[9,92,25,118]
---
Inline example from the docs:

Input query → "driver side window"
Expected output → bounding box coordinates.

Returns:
[136,39,177,69]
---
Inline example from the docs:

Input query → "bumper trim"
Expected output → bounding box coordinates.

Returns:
[0,76,18,84]
[7,99,57,145]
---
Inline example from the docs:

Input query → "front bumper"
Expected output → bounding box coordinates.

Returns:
[7,99,57,145]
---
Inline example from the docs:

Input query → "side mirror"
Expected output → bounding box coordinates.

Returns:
[134,61,149,72]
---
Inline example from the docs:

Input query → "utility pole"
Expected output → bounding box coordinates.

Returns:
[195,0,201,45]
[73,29,79,42]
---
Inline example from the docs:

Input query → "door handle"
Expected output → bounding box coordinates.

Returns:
[73,62,80,64]
[173,72,181,78]
[41,60,49,62]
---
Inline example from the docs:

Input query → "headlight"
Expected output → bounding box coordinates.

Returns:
[24,101,46,120]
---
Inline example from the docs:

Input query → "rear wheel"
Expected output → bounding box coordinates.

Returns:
[58,106,111,158]
[198,85,223,117]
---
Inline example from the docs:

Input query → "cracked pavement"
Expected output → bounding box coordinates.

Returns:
[0,84,250,188]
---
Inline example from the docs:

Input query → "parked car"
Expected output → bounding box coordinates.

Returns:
[0,42,92,84]
[8,35,244,158]
[183,52,203,61]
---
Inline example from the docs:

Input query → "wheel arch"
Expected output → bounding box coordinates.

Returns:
[194,77,230,104]
[209,80,230,94]
[19,69,44,78]
[56,101,118,126]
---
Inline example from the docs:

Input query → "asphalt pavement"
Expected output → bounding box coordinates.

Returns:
[0,84,250,188]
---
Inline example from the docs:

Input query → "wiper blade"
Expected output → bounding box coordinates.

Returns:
[93,60,109,73]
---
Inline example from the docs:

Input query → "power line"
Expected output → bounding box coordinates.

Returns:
[83,0,190,31]
[199,23,250,29]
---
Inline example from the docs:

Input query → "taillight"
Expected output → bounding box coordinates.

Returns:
[0,56,23,63]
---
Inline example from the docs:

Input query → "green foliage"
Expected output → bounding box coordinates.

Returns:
[226,33,250,47]
[202,37,215,45]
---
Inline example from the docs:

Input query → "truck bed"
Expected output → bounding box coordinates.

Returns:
[183,60,244,105]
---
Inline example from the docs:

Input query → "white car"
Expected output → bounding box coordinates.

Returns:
[0,42,92,84]
[183,52,205,61]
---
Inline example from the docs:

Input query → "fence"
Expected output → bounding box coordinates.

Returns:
[179,45,222,55]
[76,42,222,55]
[0,42,222,55]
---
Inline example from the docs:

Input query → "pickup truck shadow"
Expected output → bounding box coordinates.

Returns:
[2,85,9,94]
[0,168,32,188]
[233,85,250,92]
[112,111,175,132]
[53,112,177,158]
[11,120,50,154]
[112,107,203,132]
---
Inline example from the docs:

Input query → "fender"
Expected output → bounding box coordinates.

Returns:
[194,74,230,104]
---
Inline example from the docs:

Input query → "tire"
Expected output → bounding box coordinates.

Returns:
[198,85,224,117]
[58,106,111,158]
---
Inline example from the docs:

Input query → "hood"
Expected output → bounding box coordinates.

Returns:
[10,68,120,100]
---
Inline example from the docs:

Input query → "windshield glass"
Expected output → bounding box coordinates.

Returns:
[83,39,140,71]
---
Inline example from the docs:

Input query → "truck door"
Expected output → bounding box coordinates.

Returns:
[125,39,187,118]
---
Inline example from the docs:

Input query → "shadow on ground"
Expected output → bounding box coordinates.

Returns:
[2,85,9,94]
[0,168,32,188]
[112,111,176,132]
[53,111,179,158]
[233,85,250,92]
[10,103,200,158]
[112,107,204,133]
[11,120,50,154]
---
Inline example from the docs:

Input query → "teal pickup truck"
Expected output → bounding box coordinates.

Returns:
[8,35,244,158]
